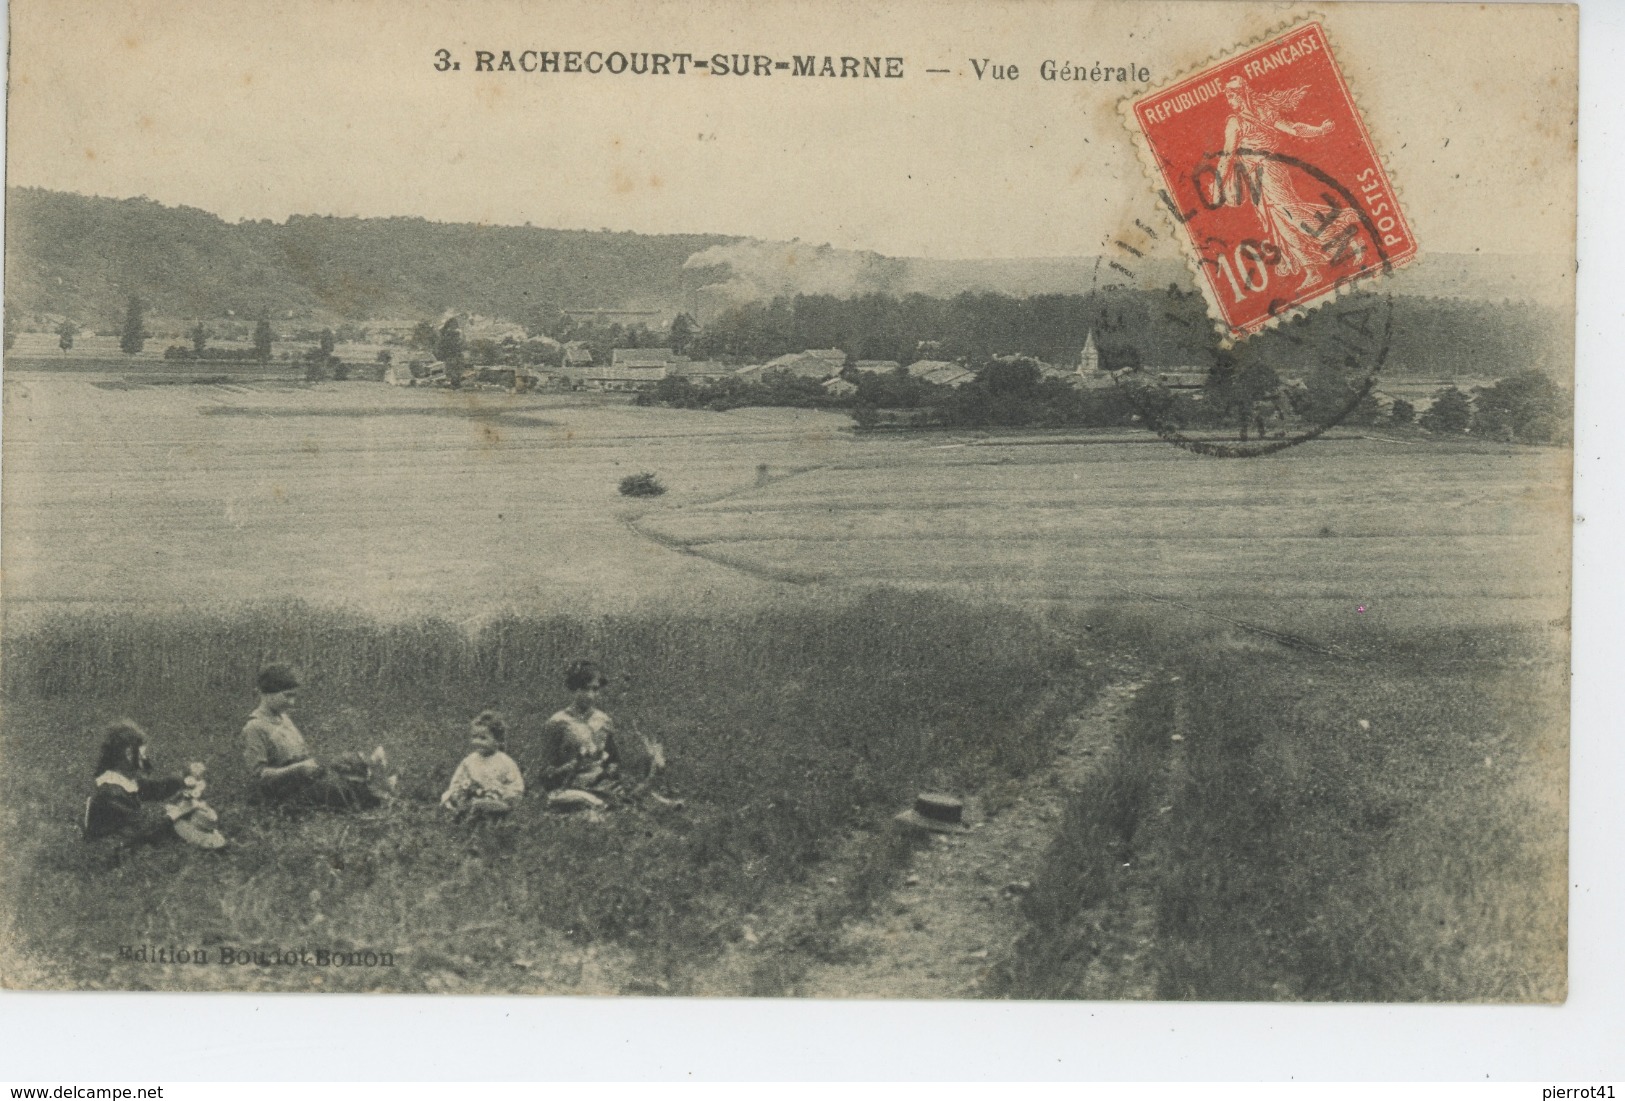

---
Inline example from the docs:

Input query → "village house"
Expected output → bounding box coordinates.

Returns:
[822,376,859,397]
[906,360,975,388]
[1074,370,1118,391]
[384,357,439,386]
[562,341,595,368]
[991,353,1073,383]
[668,358,733,383]
[1145,367,1212,390]
[852,360,902,375]
[740,348,848,380]
[610,347,679,371]
[570,363,667,392]
[555,347,680,390]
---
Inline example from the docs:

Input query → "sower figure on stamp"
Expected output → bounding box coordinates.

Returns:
[242,663,395,810]
[1213,76,1360,292]
[535,660,680,812]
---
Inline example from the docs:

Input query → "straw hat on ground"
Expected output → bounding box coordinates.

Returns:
[894,792,969,833]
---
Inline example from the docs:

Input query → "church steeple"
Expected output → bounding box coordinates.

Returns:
[1079,329,1100,375]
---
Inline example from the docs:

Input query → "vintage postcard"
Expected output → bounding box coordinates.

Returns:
[0,0,1575,1000]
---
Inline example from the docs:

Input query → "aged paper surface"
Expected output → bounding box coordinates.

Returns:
[1,0,1574,1000]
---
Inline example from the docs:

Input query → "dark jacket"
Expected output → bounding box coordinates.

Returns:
[84,773,185,842]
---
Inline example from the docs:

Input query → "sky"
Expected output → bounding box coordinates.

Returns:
[6,0,1577,266]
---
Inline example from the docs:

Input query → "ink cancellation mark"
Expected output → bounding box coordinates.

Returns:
[1125,21,1415,340]
[1092,175,1397,459]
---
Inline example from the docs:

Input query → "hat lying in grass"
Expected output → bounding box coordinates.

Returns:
[548,789,608,813]
[171,804,228,850]
[895,792,969,833]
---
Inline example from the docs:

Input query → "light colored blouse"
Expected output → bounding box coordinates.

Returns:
[441,750,525,805]
[242,705,311,778]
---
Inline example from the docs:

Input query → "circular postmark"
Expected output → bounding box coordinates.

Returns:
[1095,148,1396,458]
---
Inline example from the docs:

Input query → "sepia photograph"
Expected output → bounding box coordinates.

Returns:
[0,0,1576,1005]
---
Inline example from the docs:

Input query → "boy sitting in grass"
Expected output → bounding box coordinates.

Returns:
[242,662,394,810]
[440,710,524,821]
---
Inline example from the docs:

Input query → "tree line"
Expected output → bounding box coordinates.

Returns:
[638,358,1568,445]
[689,287,1557,381]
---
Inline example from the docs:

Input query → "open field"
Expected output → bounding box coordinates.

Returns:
[0,369,1569,997]
[2,372,855,621]
[2,370,1570,645]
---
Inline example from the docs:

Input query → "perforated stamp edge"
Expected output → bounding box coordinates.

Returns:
[1117,15,1417,343]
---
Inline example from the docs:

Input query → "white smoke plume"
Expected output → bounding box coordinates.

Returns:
[683,240,909,303]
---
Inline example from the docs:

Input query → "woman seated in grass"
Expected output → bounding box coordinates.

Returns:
[536,660,678,810]
[242,663,394,810]
[536,661,620,803]
[440,710,525,821]
[85,720,225,849]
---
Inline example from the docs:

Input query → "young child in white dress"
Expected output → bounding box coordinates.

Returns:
[440,710,524,821]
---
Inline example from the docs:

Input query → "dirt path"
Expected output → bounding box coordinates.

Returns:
[680,675,1151,999]
[795,677,1150,998]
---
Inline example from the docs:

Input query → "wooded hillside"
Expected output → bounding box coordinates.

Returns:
[3,188,735,329]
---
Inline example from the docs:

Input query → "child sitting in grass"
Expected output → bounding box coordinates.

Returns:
[440,710,524,821]
[85,720,223,848]
[242,662,394,810]
[536,660,679,810]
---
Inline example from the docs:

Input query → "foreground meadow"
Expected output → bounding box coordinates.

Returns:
[996,614,1568,1002]
[0,593,1100,992]
[0,597,1566,999]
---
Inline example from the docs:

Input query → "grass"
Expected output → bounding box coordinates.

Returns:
[0,379,1570,998]
[996,619,1568,1002]
[0,590,1095,993]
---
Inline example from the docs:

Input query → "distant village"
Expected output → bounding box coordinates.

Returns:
[277,308,1148,397]
[4,299,1559,441]
[382,329,1140,396]
[6,303,1160,395]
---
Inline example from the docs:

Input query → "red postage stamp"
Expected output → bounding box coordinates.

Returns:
[1125,21,1416,339]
